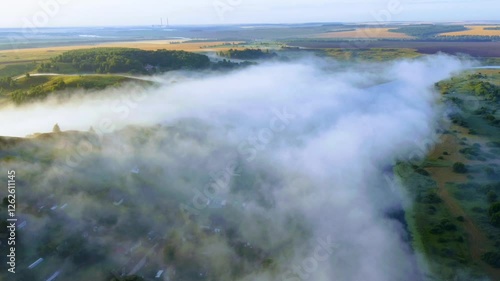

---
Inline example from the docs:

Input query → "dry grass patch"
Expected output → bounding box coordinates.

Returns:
[440,26,500,36]
[0,40,245,64]
[315,28,413,39]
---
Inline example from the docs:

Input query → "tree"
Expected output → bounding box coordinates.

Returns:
[53,123,61,133]
[491,212,500,227]
[109,275,145,281]
[482,251,500,268]
[486,167,497,178]
[488,191,498,203]
[25,73,30,78]
[489,202,500,216]
[53,80,66,91]
[452,162,467,174]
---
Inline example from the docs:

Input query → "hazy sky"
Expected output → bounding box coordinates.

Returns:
[0,0,498,28]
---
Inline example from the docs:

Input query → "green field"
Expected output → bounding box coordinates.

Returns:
[0,62,37,77]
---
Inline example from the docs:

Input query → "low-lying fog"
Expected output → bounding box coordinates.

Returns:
[0,55,473,281]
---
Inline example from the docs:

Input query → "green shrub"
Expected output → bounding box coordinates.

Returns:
[488,191,498,203]
[452,162,467,173]
[421,192,443,204]
[482,252,500,268]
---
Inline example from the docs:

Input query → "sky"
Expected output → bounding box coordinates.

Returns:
[0,0,498,28]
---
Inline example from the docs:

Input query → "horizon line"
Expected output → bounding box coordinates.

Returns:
[1,20,500,29]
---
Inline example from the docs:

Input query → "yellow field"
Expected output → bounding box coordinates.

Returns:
[441,25,500,36]
[94,40,244,51]
[315,28,413,39]
[0,49,62,64]
[0,40,244,64]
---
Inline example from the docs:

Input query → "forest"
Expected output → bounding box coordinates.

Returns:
[38,48,212,74]
[217,48,278,60]
[3,75,142,104]
[389,25,467,38]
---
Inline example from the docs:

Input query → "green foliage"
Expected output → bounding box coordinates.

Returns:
[463,80,500,102]
[420,192,443,204]
[11,87,48,104]
[452,162,467,174]
[488,203,500,227]
[491,212,500,227]
[211,59,256,70]
[489,202,500,216]
[488,191,498,203]
[487,141,500,148]
[324,48,420,61]
[482,251,500,268]
[0,76,15,88]
[415,167,430,176]
[458,145,482,159]
[217,48,277,60]
[439,72,500,113]
[394,161,476,279]
[484,27,500,31]
[430,219,458,234]
[109,275,145,281]
[51,48,211,74]
[0,63,37,78]
[37,62,60,72]
[427,69,500,279]
[389,25,467,38]
[427,35,500,41]
[9,75,137,104]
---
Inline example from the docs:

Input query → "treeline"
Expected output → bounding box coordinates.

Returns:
[40,48,212,74]
[212,59,256,70]
[10,79,68,104]
[485,27,500,30]
[217,48,278,60]
[8,76,133,104]
[390,25,467,38]
[435,35,500,41]
[324,48,420,61]
[10,85,53,104]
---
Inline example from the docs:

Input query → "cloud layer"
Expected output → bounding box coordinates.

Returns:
[0,55,471,280]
